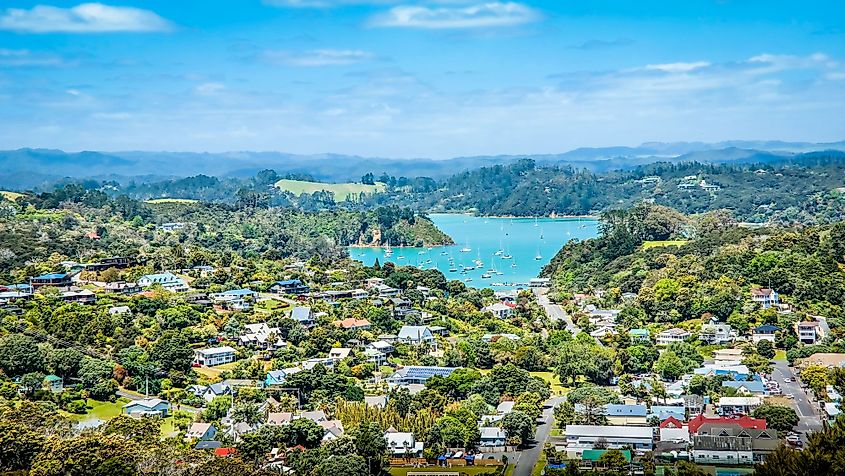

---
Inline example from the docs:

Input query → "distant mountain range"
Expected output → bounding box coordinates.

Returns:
[3,140,845,190]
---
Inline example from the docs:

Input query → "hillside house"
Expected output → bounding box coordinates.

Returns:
[630,328,650,343]
[482,302,514,319]
[385,431,424,457]
[137,272,188,293]
[699,322,734,345]
[751,288,779,309]
[752,324,778,343]
[564,425,654,451]
[123,398,171,417]
[186,423,217,441]
[333,317,371,330]
[30,272,73,288]
[290,306,315,326]
[397,325,436,347]
[269,279,310,295]
[797,321,823,344]
[239,323,287,350]
[194,346,236,367]
[717,396,762,415]
[388,366,457,386]
[479,427,507,448]
[657,328,691,345]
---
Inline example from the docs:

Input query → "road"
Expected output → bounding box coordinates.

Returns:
[534,288,579,334]
[512,396,564,476]
[770,360,822,435]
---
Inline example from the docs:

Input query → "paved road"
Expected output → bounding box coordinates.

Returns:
[535,288,579,334]
[770,360,822,435]
[512,396,565,476]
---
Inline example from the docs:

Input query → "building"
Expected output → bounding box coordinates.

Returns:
[30,272,73,288]
[479,427,507,447]
[158,222,185,232]
[721,380,767,396]
[265,367,301,386]
[269,279,310,295]
[397,325,437,347]
[687,414,767,435]
[61,289,96,304]
[186,423,217,441]
[367,340,395,354]
[692,426,779,464]
[796,352,845,369]
[482,302,514,319]
[239,323,287,350]
[290,306,315,326]
[103,281,141,295]
[529,278,550,287]
[752,324,779,343]
[629,328,650,343]
[496,401,515,415]
[384,431,424,456]
[388,366,457,385]
[108,306,131,315]
[797,321,823,344]
[211,289,258,310]
[713,348,744,365]
[84,257,135,272]
[43,374,63,392]
[717,396,762,416]
[699,322,734,345]
[194,346,237,367]
[123,398,171,417]
[201,382,233,402]
[656,328,691,345]
[603,404,648,426]
[333,318,371,330]
[137,272,188,293]
[751,288,779,309]
[329,347,352,361]
[564,425,654,451]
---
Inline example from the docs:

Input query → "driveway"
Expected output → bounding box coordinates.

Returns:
[512,396,565,476]
[770,360,822,434]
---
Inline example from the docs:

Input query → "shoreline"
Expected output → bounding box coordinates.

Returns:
[427,211,599,219]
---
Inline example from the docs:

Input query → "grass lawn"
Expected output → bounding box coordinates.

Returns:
[529,371,569,396]
[1,190,23,201]
[641,240,689,250]
[530,452,547,476]
[160,417,179,437]
[774,350,787,361]
[256,300,288,311]
[145,198,199,204]
[389,468,499,476]
[193,361,238,380]
[274,179,386,200]
[64,397,131,422]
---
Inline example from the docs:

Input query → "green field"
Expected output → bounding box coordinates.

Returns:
[389,468,500,476]
[0,190,23,201]
[145,198,199,204]
[63,397,131,422]
[274,179,386,200]
[642,240,689,249]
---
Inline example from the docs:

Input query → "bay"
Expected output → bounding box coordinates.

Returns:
[349,214,600,289]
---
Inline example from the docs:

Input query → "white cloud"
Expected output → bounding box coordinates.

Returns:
[263,0,397,7]
[195,82,225,96]
[262,49,375,66]
[0,48,62,66]
[0,3,172,33]
[644,61,711,73]
[371,2,540,29]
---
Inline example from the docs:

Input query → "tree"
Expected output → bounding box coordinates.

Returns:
[554,400,575,426]
[597,449,629,476]
[48,347,85,378]
[315,455,368,476]
[501,411,534,447]
[232,402,263,427]
[203,395,233,422]
[654,351,684,381]
[281,418,324,449]
[0,421,46,472]
[352,421,388,475]
[149,330,194,373]
[756,339,776,359]
[513,392,543,421]
[102,414,161,442]
[29,434,139,476]
[801,365,830,396]
[752,404,799,432]
[0,334,45,378]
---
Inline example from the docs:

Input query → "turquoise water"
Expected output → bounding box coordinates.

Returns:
[349,214,600,289]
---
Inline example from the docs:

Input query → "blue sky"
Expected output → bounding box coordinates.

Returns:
[0,0,844,158]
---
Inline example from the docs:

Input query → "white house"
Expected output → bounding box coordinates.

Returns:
[397,325,436,347]
[751,288,779,309]
[564,425,654,451]
[329,347,352,361]
[385,431,424,456]
[239,323,287,350]
[699,322,734,345]
[137,272,188,293]
[108,306,132,315]
[482,302,514,319]
[657,328,691,345]
[717,396,762,416]
[479,427,507,447]
[194,346,237,366]
[186,423,217,441]
[123,398,171,417]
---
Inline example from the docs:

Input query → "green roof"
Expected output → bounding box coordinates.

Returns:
[581,450,632,462]
[630,328,650,336]
[44,375,62,382]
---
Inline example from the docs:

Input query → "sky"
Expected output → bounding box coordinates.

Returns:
[0,1,844,158]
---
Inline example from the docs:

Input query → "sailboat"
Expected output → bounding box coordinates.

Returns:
[579,216,586,229]
[384,240,393,257]
[534,216,539,227]
[460,240,471,253]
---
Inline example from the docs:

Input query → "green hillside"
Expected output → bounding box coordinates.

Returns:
[274,179,386,201]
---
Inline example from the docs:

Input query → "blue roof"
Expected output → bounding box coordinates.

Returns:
[34,273,68,280]
[649,406,685,419]
[222,288,256,296]
[291,306,312,321]
[393,366,457,380]
[630,328,650,336]
[605,404,648,417]
[722,380,766,393]
[755,324,779,332]
[275,279,303,286]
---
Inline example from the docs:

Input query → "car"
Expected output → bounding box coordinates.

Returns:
[783,378,793,383]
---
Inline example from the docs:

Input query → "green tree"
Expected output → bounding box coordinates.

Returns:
[0,334,45,378]
[752,404,799,432]
[654,351,684,381]
[501,411,534,447]
[756,339,776,359]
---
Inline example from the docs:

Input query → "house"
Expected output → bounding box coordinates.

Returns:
[482,333,521,343]
[123,398,171,417]
[699,322,734,345]
[103,281,141,295]
[329,347,352,361]
[564,425,654,451]
[202,382,233,402]
[682,395,705,418]
[713,348,744,366]
[85,257,135,272]
[194,440,223,450]
[290,306,315,326]
[629,328,650,343]
[721,380,767,396]
[658,417,690,445]
[751,288,779,309]
[384,431,424,456]
[318,420,345,442]
[482,302,514,319]
[656,328,691,345]
[388,366,457,385]
[158,222,185,232]
[211,289,258,310]
[108,305,132,315]
[137,272,188,293]
[367,340,395,354]
[364,277,384,289]
[267,412,294,426]
[376,284,401,298]
[302,357,335,371]
[269,279,310,295]
[61,289,96,304]
[43,374,63,392]
[194,346,237,367]
[497,401,515,415]
[265,367,301,386]
[30,272,73,288]
[397,325,436,347]
[604,404,648,426]
[390,298,416,318]
[333,318,371,330]
[797,353,845,369]
[717,396,762,416]
[239,323,287,350]
[824,402,841,426]
[797,321,823,344]
[479,427,507,447]
[365,395,388,408]
[364,348,386,366]
[752,324,778,343]
[529,278,550,287]
[186,423,217,441]
[692,425,779,464]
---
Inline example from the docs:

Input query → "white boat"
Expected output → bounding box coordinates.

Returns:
[502,254,512,260]
[464,278,472,282]
[481,273,492,279]
[460,247,471,253]
[384,240,393,256]
[449,267,458,272]
[534,254,542,261]
[534,217,539,227]
[494,250,503,256]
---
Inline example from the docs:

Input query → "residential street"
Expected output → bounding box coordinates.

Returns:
[535,288,579,334]
[770,360,823,435]
[512,396,564,476]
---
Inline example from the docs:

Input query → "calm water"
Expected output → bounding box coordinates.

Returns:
[349,214,600,289]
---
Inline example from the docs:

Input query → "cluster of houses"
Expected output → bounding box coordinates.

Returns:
[677,176,722,192]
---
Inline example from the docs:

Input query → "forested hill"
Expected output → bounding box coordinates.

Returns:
[542,204,845,333]
[389,152,845,223]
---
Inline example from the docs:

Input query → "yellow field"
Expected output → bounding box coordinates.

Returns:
[274,179,386,201]
[0,191,24,201]
[641,240,689,249]
[145,198,199,204]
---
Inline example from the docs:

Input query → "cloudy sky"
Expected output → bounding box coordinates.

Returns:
[0,0,844,158]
